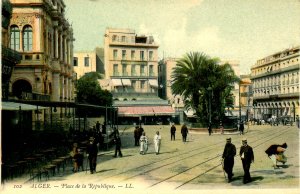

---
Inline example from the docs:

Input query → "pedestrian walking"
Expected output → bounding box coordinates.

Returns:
[140,132,148,155]
[96,121,100,133]
[70,143,80,172]
[265,143,287,169]
[113,134,123,157]
[221,137,236,182]
[239,138,254,184]
[208,122,212,136]
[154,131,161,155]
[86,136,98,174]
[134,126,139,146]
[170,124,176,141]
[219,122,224,134]
[239,121,244,135]
[181,124,188,142]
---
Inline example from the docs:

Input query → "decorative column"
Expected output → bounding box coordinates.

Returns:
[64,77,68,101]
[52,73,60,101]
[60,33,63,61]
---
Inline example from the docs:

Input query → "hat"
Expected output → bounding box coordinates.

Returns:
[242,138,247,142]
[89,137,95,141]
[226,137,231,141]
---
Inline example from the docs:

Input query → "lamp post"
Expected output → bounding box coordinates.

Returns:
[207,86,212,124]
[239,82,242,124]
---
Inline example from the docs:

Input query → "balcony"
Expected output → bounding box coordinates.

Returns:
[21,92,50,101]
[253,92,299,100]
[1,45,22,64]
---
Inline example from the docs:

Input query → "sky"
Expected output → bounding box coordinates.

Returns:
[63,0,300,74]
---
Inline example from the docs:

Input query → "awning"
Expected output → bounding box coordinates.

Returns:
[111,79,122,87]
[122,79,131,86]
[149,79,158,88]
[98,79,111,89]
[184,109,197,118]
[118,106,175,117]
[1,101,48,111]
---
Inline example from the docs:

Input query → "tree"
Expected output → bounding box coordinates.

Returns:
[76,72,112,107]
[171,52,239,124]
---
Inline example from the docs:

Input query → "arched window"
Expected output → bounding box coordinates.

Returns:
[23,25,33,51]
[10,25,20,50]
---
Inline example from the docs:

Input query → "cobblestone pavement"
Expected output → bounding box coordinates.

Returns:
[2,124,299,194]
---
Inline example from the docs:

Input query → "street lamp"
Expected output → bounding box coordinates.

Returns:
[207,86,212,124]
[239,82,242,124]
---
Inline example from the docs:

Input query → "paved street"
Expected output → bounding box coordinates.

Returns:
[1,124,299,194]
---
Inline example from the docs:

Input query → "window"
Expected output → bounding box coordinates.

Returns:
[149,51,153,60]
[113,50,118,60]
[73,57,78,66]
[131,50,135,59]
[132,80,136,89]
[141,80,145,89]
[113,64,118,75]
[140,65,145,75]
[84,57,89,67]
[122,64,127,76]
[10,25,20,50]
[112,35,117,42]
[121,36,126,42]
[140,51,144,60]
[23,25,33,51]
[149,65,154,76]
[131,64,136,75]
[122,50,126,60]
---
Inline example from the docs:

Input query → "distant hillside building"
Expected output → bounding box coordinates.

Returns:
[250,46,300,121]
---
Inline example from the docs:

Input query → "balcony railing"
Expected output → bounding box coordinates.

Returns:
[21,92,50,101]
[1,45,22,63]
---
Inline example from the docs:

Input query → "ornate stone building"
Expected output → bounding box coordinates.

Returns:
[9,0,75,102]
[251,46,300,121]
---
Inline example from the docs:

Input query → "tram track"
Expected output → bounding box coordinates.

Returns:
[102,126,292,184]
[172,126,294,189]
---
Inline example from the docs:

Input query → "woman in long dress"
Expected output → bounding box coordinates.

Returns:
[140,132,148,155]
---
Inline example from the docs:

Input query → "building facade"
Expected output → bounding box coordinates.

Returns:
[239,75,253,121]
[9,0,75,102]
[73,47,105,79]
[104,28,175,125]
[104,28,159,100]
[2,0,22,100]
[158,58,184,122]
[73,50,97,79]
[251,46,300,121]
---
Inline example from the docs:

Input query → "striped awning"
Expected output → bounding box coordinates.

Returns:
[118,106,175,117]
[111,79,122,86]
[122,79,131,86]
[149,79,158,87]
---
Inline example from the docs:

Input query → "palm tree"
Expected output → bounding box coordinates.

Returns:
[171,52,211,110]
[171,52,239,124]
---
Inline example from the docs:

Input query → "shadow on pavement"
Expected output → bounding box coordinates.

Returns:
[96,168,115,174]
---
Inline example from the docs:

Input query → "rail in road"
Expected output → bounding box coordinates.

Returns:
[100,126,295,189]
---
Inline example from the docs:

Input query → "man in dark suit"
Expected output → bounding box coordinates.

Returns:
[134,126,139,146]
[239,138,254,184]
[181,124,188,142]
[113,134,123,157]
[222,137,236,182]
[86,137,98,174]
[170,124,176,141]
